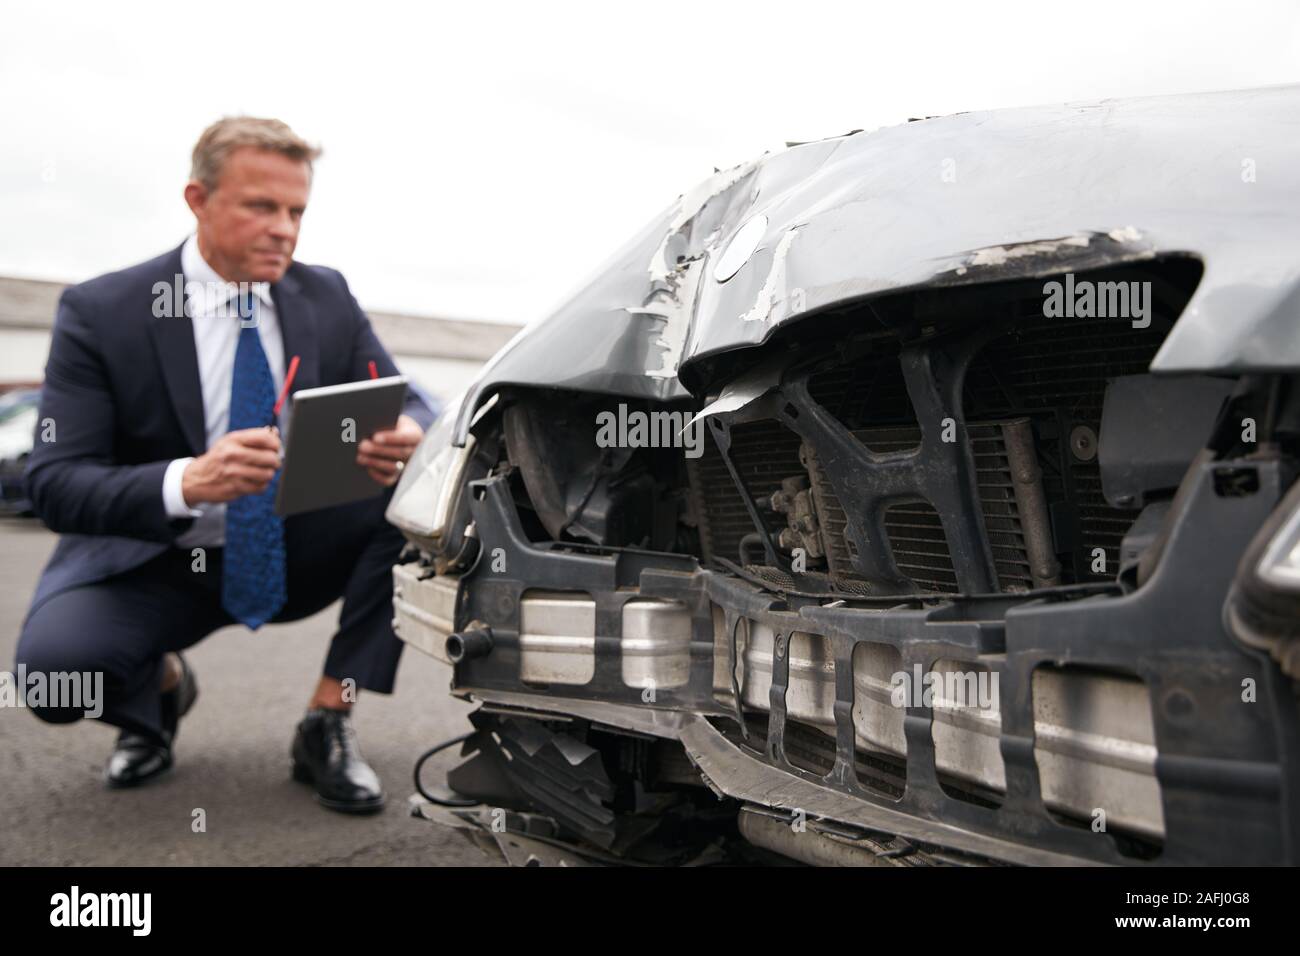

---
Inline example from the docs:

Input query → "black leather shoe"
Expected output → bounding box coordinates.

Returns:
[291,708,386,814]
[105,654,198,789]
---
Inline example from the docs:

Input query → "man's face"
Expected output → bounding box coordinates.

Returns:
[184,147,311,283]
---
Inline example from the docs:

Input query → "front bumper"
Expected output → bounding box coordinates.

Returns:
[394,457,1300,866]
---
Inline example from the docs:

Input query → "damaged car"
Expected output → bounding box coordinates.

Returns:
[386,86,1300,866]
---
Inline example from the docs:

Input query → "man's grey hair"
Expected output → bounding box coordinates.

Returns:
[190,116,322,190]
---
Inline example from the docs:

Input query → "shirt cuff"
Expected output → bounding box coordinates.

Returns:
[163,457,202,519]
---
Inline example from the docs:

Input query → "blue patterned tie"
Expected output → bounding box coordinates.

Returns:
[221,293,287,629]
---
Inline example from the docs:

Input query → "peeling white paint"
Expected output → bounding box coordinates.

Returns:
[627,254,705,380]
[966,234,1091,268]
[629,156,766,381]
[649,160,759,283]
[625,271,695,381]
[740,227,802,323]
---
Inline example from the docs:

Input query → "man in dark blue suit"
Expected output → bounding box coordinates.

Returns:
[15,117,434,813]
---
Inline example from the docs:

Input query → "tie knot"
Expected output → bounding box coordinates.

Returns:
[236,291,258,328]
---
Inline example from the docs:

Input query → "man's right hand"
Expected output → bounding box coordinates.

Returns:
[181,428,283,506]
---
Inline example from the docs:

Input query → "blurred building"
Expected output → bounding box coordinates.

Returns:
[0,275,520,402]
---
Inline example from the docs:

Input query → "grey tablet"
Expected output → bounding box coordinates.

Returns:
[274,376,408,516]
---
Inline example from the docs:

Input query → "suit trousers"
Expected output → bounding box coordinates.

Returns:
[14,489,407,742]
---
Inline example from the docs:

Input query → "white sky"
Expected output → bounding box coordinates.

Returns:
[2,0,1297,325]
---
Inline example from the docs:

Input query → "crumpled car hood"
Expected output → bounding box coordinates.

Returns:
[454,85,1300,444]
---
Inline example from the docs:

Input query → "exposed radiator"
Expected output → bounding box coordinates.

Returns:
[689,420,803,567]
[964,315,1167,582]
[805,420,1057,593]
[687,312,1166,594]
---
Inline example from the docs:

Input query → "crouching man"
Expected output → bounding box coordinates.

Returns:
[14,116,434,813]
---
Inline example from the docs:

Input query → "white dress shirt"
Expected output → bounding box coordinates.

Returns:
[162,234,287,547]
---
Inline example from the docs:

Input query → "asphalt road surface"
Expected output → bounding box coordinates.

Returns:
[0,518,496,866]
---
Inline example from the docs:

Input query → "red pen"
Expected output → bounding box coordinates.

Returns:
[368,360,378,380]
[272,355,301,421]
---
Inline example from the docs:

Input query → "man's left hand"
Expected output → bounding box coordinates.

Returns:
[357,414,424,487]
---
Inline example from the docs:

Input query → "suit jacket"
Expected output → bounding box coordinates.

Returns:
[22,242,436,618]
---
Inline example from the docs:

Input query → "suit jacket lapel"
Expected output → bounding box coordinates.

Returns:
[271,268,320,404]
[149,252,320,455]
[149,244,207,456]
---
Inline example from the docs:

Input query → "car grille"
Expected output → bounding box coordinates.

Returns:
[805,422,1042,593]
[688,312,1168,593]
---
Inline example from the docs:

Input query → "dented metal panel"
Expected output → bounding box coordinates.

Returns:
[453,85,1300,445]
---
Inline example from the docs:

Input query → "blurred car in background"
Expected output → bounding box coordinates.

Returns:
[0,387,41,516]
